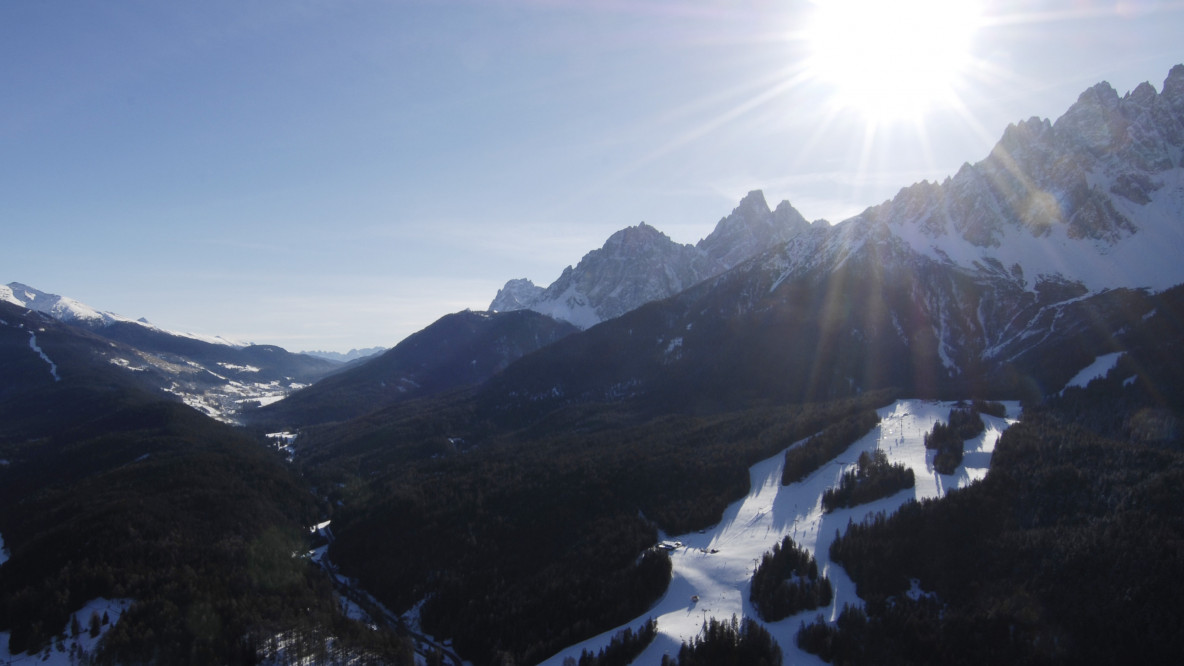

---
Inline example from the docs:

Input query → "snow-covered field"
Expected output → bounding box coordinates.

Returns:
[164,378,297,423]
[0,598,133,665]
[538,399,1019,666]
[1060,352,1125,394]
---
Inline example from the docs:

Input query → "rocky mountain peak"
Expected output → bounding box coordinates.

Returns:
[490,278,545,312]
[1128,80,1158,108]
[1163,64,1184,105]
[603,221,683,254]
[1052,81,1123,154]
[488,191,812,328]
[737,189,772,215]
[698,190,809,268]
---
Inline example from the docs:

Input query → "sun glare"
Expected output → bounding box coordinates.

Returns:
[805,0,982,122]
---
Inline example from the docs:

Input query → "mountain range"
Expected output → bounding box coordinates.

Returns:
[300,347,388,363]
[3,65,1184,666]
[488,191,817,328]
[1,282,340,422]
[348,64,1181,422]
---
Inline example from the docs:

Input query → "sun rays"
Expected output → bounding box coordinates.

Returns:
[803,0,984,123]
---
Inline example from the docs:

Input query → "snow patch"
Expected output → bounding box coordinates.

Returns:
[663,337,684,363]
[267,432,298,461]
[109,357,146,372]
[1060,352,1124,394]
[904,578,937,602]
[0,597,133,665]
[250,395,287,407]
[217,362,262,373]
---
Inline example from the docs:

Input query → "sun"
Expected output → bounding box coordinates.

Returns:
[805,0,982,122]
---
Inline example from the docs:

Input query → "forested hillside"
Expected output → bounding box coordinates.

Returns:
[0,306,411,664]
[314,391,897,665]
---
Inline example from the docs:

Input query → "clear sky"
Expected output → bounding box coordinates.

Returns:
[3,1,1182,353]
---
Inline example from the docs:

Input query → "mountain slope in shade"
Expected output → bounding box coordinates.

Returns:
[489,191,813,328]
[0,311,397,662]
[249,309,579,428]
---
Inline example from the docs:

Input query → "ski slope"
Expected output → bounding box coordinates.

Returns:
[538,399,1020,665]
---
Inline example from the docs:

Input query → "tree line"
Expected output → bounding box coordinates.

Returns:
[782,410,882,485]
[659,616,781,666]
[922,401,1003,474]
[750,536,832,622]
[562,619,658,666]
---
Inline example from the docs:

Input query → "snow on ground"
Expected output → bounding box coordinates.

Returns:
[218,362,261,373]
[251,394,287,407]
[161,380,291,424]
[0,598,133,665]
[1060,352,1124,394]
[27,331,61,382]
[268,432,298,461]
[537,399,1020,666]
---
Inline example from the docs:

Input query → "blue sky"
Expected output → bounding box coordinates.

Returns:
[3,1,1182,352]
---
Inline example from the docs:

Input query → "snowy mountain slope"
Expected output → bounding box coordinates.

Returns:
[0,288,338,422]
[854,64,1184,293]
[491,222,718,329]
[539,399,1019,666]
[489,192,813,328]
[2,281,247,347]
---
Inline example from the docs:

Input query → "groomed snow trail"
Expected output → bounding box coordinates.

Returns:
[27,331,61,382]
[538,399,1019,666]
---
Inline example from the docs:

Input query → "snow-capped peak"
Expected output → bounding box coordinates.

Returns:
[2,282,249,347]
[490,278,545,313]
[5,282,124,325]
